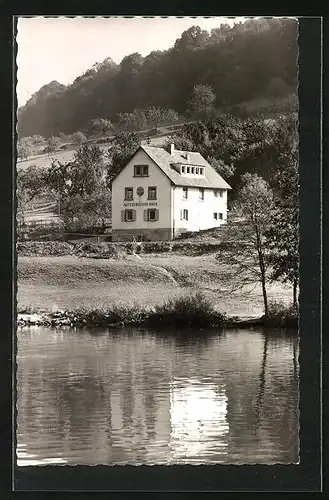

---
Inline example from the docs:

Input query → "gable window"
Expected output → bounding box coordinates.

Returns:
[148,186,157,200]
[134,165,149,177]
[199,188,204,200]
[125,187,133,200]
[121,209,136,222]
[181,166,185,174]
[144,208,159,222]
[182,187,188,199]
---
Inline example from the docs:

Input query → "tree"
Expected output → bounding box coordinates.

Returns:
[105,132,141,184]
[87,118,113,137]
[221,173,274,317]
[267,77,289,106]
[17,137,34,160]
[17,165,47,204]
[117,109,147,133]
[207,156,235,179]
[71,131,87,145]
[266,143,299,306]
[45,136,61,154]
[45,143,108,230]
[145,106,178,134]
[60,190,111,232]
[187,84,216,119]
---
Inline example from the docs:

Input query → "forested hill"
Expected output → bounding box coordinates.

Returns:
[17,18,298,138]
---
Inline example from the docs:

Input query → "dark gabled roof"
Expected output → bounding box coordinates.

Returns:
[140,146,232,190]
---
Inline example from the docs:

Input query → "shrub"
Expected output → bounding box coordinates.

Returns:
[264,300,298,328]
[146,292,226,329]
[141,242,173,253]
[17,241,74,256]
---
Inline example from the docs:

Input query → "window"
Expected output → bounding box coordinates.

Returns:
[200,168,204,175]
[125,187,133,200]
[219,189,224,197]
[182,187,188,199]
[196,167,199,174]
[214,212,218,220]
[218,213,223,220]
[134,165,149,177]
[191,167,195,174]
[121,209,136,222]
[144,208,159,221]
[214,189,219,197]
[148,186,157,200]
[183,209,188,221]
[199,188,204,200]
[181,166,185,174]
[186,167,190,174]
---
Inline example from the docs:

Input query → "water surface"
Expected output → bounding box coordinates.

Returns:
[16,327,299,465]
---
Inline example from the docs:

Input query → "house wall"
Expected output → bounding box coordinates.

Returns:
[111,149,173,241]
[173,186,228,237]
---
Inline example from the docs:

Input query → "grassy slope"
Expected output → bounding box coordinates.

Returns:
[17,254,292,318]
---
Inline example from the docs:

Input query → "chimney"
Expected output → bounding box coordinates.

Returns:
[170,144,175,155]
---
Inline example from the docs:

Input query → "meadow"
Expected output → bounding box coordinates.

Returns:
[17,253,293,319]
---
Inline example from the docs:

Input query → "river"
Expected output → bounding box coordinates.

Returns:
[16,326,299,465]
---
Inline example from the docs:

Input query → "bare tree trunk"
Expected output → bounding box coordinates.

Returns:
[293,276,298,308]
[255,223,269,316]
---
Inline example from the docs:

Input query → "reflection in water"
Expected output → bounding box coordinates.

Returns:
[16,327,299,465]
[170,379,229,463]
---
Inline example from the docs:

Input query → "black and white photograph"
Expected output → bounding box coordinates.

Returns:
[15,16,300,469]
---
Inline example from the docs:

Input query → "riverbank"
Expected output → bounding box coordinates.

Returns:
[17,254,294,319]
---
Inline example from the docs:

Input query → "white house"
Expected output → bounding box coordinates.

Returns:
[111,144,232,242]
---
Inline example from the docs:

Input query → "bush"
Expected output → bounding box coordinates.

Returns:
[73,242,122,259]
[146,292,226,329]
[17,241,74,256]
[265,300,298,328]
[141,242,173,253]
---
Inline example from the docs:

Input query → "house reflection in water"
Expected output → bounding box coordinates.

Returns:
[169,378,229,463]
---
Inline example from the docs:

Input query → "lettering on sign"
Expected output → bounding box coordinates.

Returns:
[123,202,158,207]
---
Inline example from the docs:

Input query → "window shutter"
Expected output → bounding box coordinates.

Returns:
[121,210,126,222]
[180,209,183,220]
[155,209,159,221]
[132,209,136,222]
[143,209,148,221]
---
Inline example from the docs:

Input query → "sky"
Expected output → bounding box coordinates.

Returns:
[16,16,247,107]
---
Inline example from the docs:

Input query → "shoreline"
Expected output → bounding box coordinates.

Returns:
[17,310,298,331]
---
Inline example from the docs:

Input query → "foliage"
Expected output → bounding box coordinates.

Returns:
[117,109,147,132]
[71,131,87,144]
[87,117,113,137]
[187,84,216,119]
[267,77,289,105]
[17,137,35,159]
[105,132,141,184]
[17,19,297,137]
[44,136,61,154]
[266,121,299,305]
[146,292,226,328]
[264,300,298,327]
[219,173,274,316]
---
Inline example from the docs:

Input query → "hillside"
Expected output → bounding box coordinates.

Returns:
[17,18,298,138]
